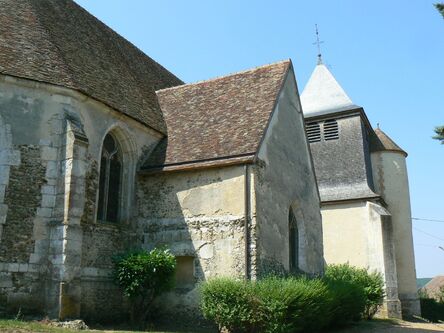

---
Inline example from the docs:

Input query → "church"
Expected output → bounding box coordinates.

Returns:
[0,0,418,322]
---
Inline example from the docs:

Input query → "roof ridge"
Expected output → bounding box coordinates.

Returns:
[156,59,291,94]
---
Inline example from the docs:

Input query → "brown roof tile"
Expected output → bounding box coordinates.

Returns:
[0,0,183,133]
[370,128,407,156]
[421,276,444,300]
[142,60,291,170]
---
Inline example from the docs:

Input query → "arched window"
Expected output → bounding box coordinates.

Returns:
[289,208,299,271]
[97,133,122,223]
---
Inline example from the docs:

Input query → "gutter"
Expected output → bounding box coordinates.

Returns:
[244,164,251,280]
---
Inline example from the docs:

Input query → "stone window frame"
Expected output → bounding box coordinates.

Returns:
[95,126,137,224]
[288,204,308,273]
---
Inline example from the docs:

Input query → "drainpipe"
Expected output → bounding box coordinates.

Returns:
[244,164,251,280]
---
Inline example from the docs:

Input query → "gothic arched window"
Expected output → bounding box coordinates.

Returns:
[97,134,122,223]
[289,208,299,271]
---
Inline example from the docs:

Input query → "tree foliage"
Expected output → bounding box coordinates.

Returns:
[113,248,176,327]
[433,126,444,144]
[435,3,444,18]
[434,4,443,143]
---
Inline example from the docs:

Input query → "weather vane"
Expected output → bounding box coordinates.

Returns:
[313,24,324,64]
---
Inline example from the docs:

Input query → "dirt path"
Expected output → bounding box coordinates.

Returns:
[337,320,444,332]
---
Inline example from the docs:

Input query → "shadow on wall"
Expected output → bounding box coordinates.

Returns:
[135,165,247,323]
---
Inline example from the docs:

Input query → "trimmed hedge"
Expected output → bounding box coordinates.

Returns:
[200,265,384,332]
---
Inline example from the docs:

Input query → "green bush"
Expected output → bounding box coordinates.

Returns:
[113,248,176,326]
[324,279,366,327]
[200,278,261,333]
[200,266,380,332]
[201,276,333,333]
[255,276,331,333]
[325,264,384,319]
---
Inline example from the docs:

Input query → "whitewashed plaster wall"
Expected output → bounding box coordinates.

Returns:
[371,151,420,316]
[321,200,402,318]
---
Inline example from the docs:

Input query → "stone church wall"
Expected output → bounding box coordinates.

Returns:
[0,76,66,315]
[0,75,160,320]
[253,70,324,277]
[136,165,247,321]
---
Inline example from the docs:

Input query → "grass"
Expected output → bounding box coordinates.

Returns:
[0,319,195,333]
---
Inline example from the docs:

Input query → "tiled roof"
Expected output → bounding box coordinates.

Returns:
[421,276,444,300]
[142,60,291,171]
[371,128,407,156]
[0,0,183,134]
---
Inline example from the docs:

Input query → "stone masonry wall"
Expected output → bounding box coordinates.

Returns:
[136,166,247,321]
[0,146,45,262]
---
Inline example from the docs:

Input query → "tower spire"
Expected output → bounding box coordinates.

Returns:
[313,24,324,65]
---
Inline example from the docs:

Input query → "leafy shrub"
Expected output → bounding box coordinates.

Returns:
[201,276,333,333]
[255,276,331,333]
[200,278,261,333]
[113,248,176,326]
[325,264,384,319]
[324,279,366,327]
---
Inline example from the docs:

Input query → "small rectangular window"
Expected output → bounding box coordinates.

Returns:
[175,256,195,287]
[306,122,321,143]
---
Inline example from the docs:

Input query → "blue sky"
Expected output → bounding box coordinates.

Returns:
[74,0,444,278]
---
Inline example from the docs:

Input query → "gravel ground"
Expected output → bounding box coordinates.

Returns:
[337,319,444,333]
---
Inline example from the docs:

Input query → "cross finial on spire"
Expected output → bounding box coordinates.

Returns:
[313,24,324,65]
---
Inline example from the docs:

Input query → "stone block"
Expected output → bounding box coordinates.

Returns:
[37,207,52,218]
[41,146,58,161]
[0,166,10,185]
[42,185,56,195]
[8,263,19,272]
[29,254,42,264]
[41,194,56,208]
[18,264,28,272]
[0,149,20,166]
[45,161,58,179]
[28,264,39,273]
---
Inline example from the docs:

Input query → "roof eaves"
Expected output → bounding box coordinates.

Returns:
[140,153,255,175]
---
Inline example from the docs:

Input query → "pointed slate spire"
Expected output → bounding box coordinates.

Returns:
[301,63,361,117]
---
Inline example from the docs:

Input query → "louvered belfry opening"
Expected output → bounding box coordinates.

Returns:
[305,119,339,143]
[306,122,321,143]
[323,119,339,141]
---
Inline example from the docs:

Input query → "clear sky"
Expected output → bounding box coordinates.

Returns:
[75,0,444,278]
